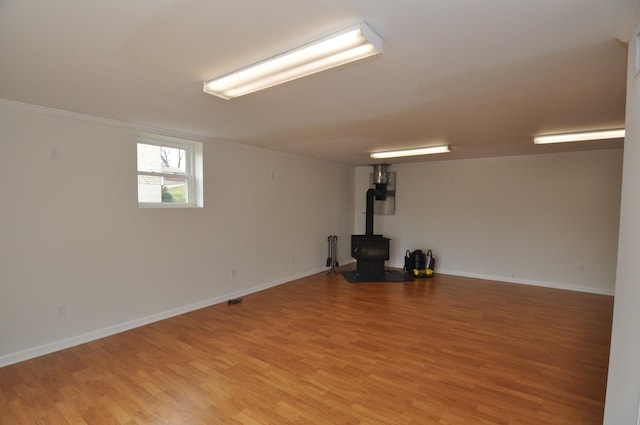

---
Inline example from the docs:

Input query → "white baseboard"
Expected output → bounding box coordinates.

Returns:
[386,258,614,295]
[0,265,329,368]
[2,260,609,368]
[434,268,615,296]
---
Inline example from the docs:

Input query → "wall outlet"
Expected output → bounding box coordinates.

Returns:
[230,269,236,278]
[56,303,67,318]
[290,255,295,263]
[49,146,60,160]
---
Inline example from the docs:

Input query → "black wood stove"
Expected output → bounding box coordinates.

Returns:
[351,164,391,279]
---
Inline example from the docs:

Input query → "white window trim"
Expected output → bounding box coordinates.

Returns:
[137,134,204,208]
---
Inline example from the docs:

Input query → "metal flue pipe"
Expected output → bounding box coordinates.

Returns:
[365,164,389,236]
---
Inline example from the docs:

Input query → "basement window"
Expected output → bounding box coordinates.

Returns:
[137,135,203,208]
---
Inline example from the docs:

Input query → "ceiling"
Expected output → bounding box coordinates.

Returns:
[0,0,634,165]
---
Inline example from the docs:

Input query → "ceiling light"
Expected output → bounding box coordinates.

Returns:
[203,22,383,100]
[370,145,451,159]
[533,129,625,144]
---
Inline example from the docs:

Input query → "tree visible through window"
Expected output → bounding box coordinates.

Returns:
[137,136,203,207]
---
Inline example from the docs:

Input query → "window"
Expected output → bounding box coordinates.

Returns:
[137,135,203,207]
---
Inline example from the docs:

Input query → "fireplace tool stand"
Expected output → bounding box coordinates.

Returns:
[326,235,339,275]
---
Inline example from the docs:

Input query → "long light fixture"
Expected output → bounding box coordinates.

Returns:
[533,129,625,144]
[370,145,451,159]
[203,22,383,100]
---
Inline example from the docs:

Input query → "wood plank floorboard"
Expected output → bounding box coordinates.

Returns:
[0,270,614,424]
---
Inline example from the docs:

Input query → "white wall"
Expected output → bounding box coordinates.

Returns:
[0,100,354,366]
[604,17,640,425]
[355,150,623,294]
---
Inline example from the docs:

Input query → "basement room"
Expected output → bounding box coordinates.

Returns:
[1,1,639,424]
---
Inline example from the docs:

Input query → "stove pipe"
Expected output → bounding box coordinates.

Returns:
[366,164,389,236]
[372,164,388,185]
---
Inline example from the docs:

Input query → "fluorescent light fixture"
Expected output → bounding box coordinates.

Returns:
[203,22,383,100]
[533,129,625,144]
[370,145,451,159]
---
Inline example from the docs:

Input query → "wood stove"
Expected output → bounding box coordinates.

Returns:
[351,234,390,277]
[351,164,391,279]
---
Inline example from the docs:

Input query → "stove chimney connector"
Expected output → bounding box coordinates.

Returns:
[372,164,389,185]
[365,164,390,236]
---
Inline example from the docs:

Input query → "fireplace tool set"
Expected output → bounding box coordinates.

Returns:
[326,235,339,274]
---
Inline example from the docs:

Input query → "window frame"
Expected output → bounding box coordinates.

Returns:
[136,134,203,208]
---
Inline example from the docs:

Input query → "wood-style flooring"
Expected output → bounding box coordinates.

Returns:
[0,270,614,424]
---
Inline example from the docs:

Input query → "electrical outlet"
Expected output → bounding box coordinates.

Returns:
[57,303,67,318]
[49,146,60,160]
[579,264,585,272]
[290,256,295,263]
[230,269,236,278]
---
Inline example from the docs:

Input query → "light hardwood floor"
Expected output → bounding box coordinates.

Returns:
[0,270,613,424]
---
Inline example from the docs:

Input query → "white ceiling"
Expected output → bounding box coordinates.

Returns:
[0,0,633,165]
